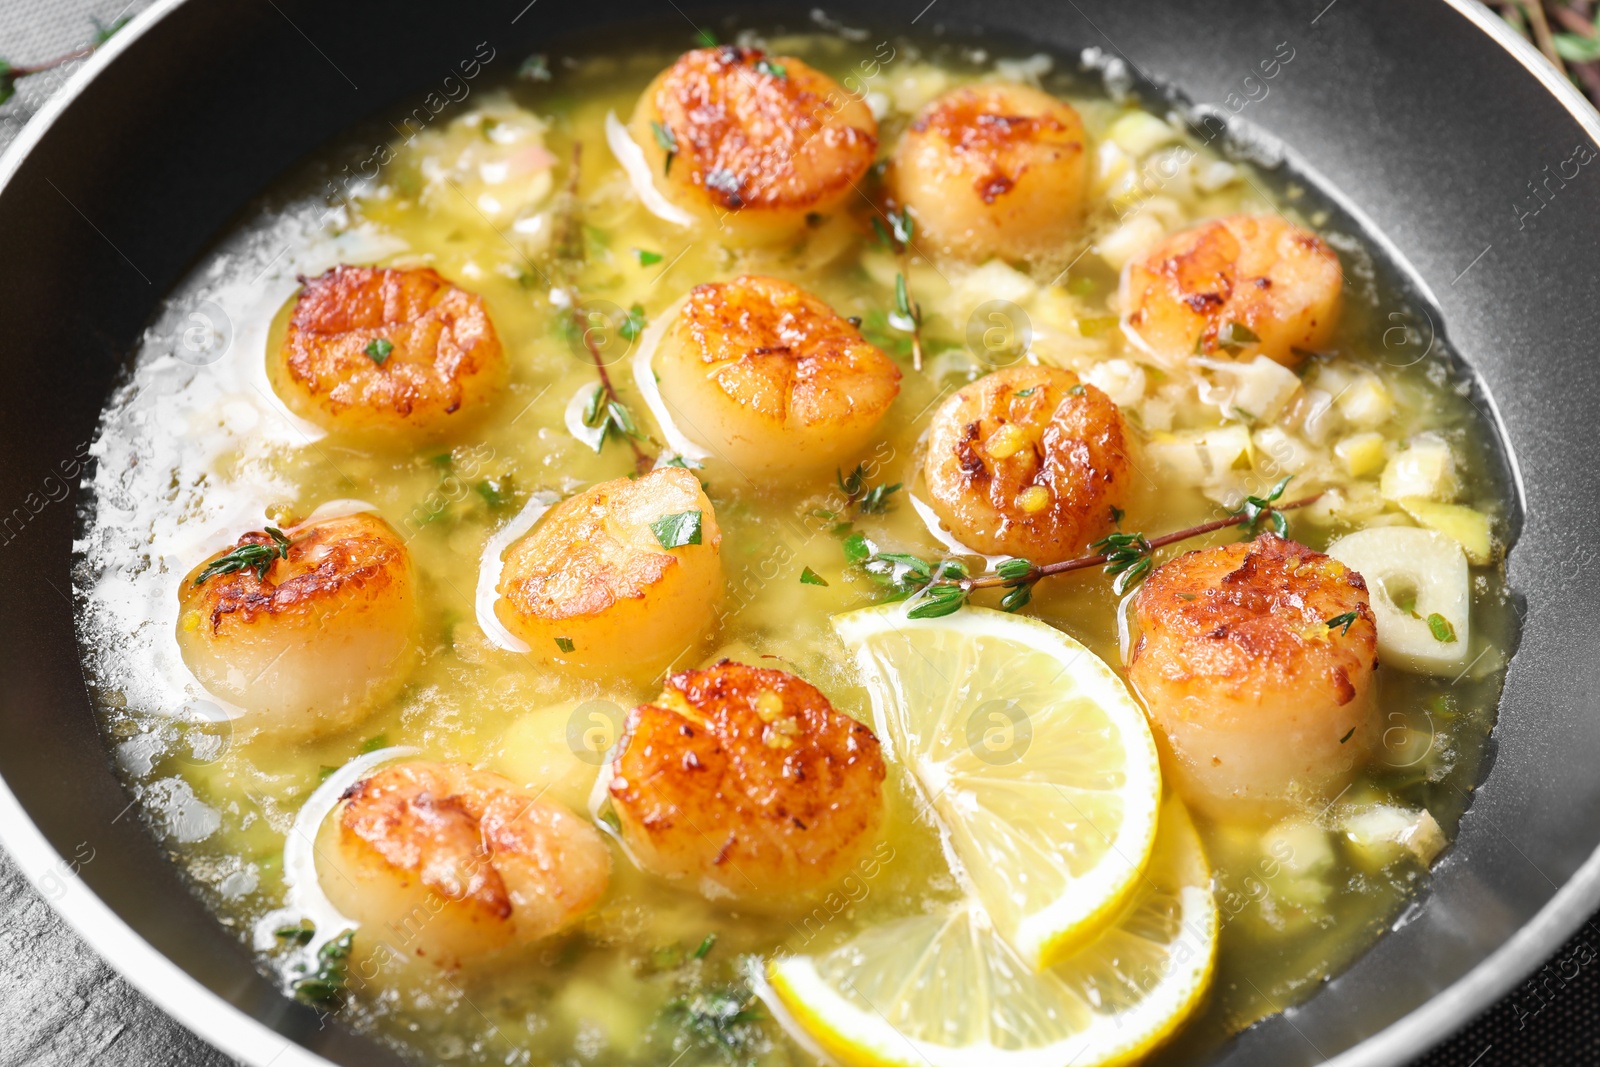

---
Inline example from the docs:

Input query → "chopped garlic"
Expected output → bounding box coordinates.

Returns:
[1335,432,1388,478]
[1380,433,1458,502]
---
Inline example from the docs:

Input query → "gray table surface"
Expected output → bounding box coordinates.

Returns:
[0,3,1585,1066]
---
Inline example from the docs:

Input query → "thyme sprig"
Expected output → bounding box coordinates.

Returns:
[556,143,653,472]
[873,208,926,371]
[194,528,293,586]
[855,485,1324,615]
[837,464,902,515]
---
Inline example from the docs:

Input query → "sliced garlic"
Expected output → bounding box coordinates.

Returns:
[1327,526,1469,675]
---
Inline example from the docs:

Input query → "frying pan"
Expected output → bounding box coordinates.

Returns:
[0,0,1593,1064]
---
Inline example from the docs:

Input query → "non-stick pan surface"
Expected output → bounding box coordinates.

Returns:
[0,2,1595,1065]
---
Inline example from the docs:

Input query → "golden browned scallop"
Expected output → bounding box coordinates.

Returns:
[629,46,878,244]
[315,761,610,968]
[607,661,885,904]
[923,365,1133,562]
[653,275,901,477]
[273,265,506,437]
[1126,533,1378,819]
[1120,215,1343,368]
[495,468,722,677]
[175,511,418,739]
[889,83,1089,263]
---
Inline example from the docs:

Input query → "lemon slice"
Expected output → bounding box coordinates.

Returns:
[768,795,1216,1067]
[832,604,1163,969]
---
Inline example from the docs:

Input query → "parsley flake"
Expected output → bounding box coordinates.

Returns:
[651,120,679,176]
[650,509,703,549]
[1427,613,1457,642]
[364,337,394,364]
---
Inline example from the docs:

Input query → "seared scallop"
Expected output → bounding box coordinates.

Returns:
[495,468,723,676]
[273,265,506,437]
[1126,533,1378,819]
[607,660,885,903]
[176,511,418,740]
[629,46,878,244]
[923,365,1133,562]
[1120,215,1343,368]
[315,761,610,968]
[653,275,901,478]
[889,82,1089,264]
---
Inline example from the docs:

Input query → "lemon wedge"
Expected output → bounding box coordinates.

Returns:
[768,795,1216,1067]
[832,604,1163,969]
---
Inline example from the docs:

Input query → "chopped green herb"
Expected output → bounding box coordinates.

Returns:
[799,567,829,587]
[518,53,551,82]
[620,303,648,341]
[650,509,704,549]
[274,924,315,946]
[1068,383,1086,396]
[754,58,787,79]
[693,933,718,959]
[1427,613,1457,642]
[475,478,512,509]
[656,984,767,1064]
[364,337,394,364]
[663,454,703,470]
[1325,611,1359,635]
[555,636,576,653]
[696,27,718,47]
[194,527,293,586]
[634,247,664,266]
[292,930,354,1005]
[1110,505,1125,526]
[1339,726,1356,744]
[358,734,389,754]
[651,120,679,176]
[1215,321,1261,354]
[1014,387,1037,398]
[841,532,873,564]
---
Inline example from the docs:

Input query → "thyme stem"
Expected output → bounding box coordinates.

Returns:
[946,493,1324,592]
[559,143,652,472]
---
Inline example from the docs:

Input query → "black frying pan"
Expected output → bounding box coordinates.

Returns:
[0,1,1595,1065]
